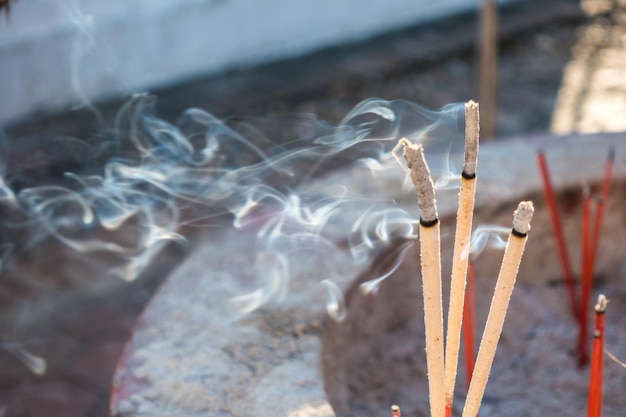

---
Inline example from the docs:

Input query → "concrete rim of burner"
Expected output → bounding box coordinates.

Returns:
[111,133,626,417]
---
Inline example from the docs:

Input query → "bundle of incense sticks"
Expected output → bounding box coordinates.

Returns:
[400,101,534,417]
[537,147,614,365]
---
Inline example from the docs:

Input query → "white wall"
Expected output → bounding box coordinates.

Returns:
[0,0,496,125]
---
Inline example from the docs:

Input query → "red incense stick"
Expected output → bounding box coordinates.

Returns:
[536,150,577,318]
[462,261,477,390]
[587,295,607,417]
[580,147,614,366]
[578,191,592,366]
[589,147,614,274]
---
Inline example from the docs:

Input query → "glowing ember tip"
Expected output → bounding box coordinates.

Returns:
[400,138,438,224]
[512,201,534,235]
[463,100,480,177]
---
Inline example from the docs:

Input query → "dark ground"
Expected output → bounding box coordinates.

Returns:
[0,0,617,416]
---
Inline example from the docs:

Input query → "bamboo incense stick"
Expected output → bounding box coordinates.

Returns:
[444,100,480,416]
[401,139,445,417]
[536,150,577,317]
[587,294,607,417]
[462,201,534,417]
[463,261,477,390]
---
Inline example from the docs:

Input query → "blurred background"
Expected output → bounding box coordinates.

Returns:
[0,0,625,416]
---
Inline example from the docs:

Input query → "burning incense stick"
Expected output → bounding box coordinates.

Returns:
[587,294,607,417]
[462,201,534,417]
[536,150,577,317]
[401,139,445,417]
[444,100,479,416]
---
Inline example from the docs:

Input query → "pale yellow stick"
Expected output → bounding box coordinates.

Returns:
[401,139,445,417]
[444,101,480,411]
[462,201,534,417]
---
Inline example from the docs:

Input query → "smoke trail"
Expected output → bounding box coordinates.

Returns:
[1,96,465,314]
[468,225,510,262]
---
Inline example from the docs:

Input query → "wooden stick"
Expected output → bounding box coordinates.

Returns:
[479,0,498,140]
[401,139,445,417]
[536,150,578,318]
[463,261,477,390]
[444,101,480,416]
[462,201,534,417]
[587,294,607,417]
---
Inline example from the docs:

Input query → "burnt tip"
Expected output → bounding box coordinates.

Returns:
[420,217,439,228]
[512,201,534,235]
[462,170,476,180]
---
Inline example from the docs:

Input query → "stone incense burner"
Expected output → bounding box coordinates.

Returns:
[112,133,626,417]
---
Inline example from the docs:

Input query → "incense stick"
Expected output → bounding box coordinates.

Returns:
[580,147,613,365]
[536,150,577,318]
[589,146,614,287]
[401,139,445,417]
[588,147,614,288]
[462,261,477,390]
[462,201,534,417]
[444,100,480,416]
[578,189,593,366]
[587,294,607,417]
